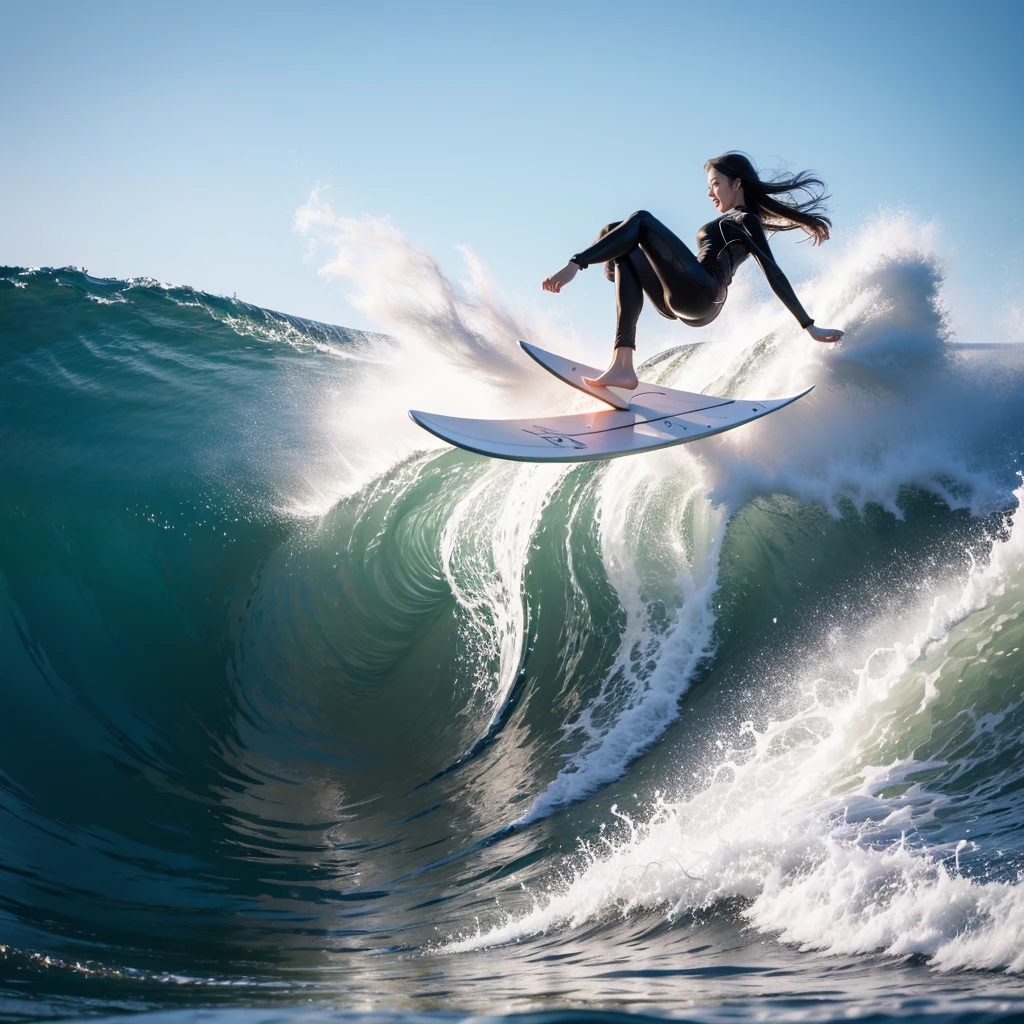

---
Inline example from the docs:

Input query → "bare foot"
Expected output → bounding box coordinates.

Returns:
[583,368,638,390]
[583,347,638,389]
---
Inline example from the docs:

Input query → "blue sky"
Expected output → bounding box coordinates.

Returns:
[2,0,1022,344]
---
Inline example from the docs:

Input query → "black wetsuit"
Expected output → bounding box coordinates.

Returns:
[569,207,813,348]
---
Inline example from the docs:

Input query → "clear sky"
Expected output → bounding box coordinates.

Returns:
[2,0,1022,344]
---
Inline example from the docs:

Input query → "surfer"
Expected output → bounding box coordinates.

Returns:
[542,152,844,389]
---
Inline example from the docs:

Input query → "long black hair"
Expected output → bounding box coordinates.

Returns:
[705,152,832,245]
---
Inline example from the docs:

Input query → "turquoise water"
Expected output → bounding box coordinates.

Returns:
[3,258,1024,1024]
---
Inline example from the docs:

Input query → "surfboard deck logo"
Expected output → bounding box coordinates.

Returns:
[522,426,589,450]
[409,341,811,463]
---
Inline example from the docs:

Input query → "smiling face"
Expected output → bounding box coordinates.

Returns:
[707,167,745,213]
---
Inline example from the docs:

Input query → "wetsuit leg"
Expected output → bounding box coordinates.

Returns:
[612,254,643,350]
[593,222,621,282]
[573,211,722,327]
[588,222,659,349]
[588,219,686,348]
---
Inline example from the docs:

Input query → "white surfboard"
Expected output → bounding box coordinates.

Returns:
[519,340,635,410]
[409,343,812,464]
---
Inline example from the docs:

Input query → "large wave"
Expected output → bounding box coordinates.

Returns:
[3,205,1024,1016]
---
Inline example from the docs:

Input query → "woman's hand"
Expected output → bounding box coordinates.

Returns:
[542,262,579,293]
[806,324,844,343]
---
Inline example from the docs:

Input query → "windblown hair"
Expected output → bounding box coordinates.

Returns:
[705,152,832,245]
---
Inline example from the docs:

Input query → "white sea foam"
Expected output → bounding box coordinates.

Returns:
[515,462,725,823]
[447,483,1024,971]
[290,188,590,512]
[1005,303,1024,344]
[658,213,1012,518]
[441,460,569,729]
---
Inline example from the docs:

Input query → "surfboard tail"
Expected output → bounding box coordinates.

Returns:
[519,340,633,410]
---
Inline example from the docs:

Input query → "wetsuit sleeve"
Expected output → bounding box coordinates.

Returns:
[737,214,814,329]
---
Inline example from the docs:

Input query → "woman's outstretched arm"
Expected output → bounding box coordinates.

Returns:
[737,214,843,343]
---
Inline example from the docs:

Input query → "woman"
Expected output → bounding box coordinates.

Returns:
[542,152,844,389]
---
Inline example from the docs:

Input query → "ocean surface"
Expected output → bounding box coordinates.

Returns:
[4,222,1024,1024]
